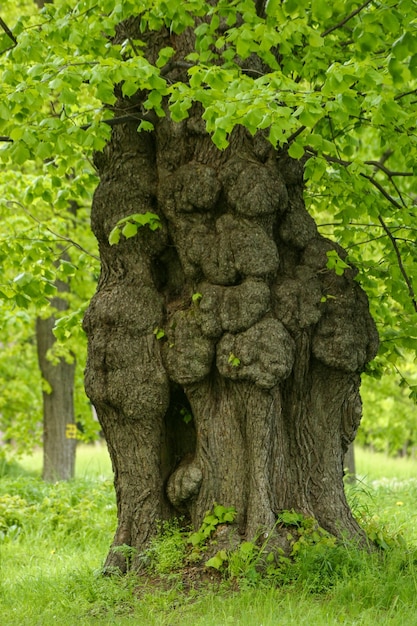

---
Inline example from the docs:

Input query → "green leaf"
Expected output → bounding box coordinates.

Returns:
[13,272,33,287]
[393,32,417,61]
[153,327,165,340]
[109,227,121,246]
[138,120,155,132]
[211,127,229,150]
[121,222,138,239]
[170,98,192,122]
[205,550,228,570]
[311,0,333,20]
[288,141,304,159]
[156,46,175,68]
[122,80,138,98]
[189,531,204,546]
[326,250,350,276]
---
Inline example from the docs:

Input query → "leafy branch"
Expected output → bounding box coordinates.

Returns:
[0,16,17,46]
[6,201,99,261]
[321,0,374,37]
[377,216,417,314]
[306,147,416,312]
[108,212,162,245]
[304,148,410,211]
[0,113,157,143]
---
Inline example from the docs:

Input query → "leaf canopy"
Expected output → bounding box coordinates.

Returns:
[0,0,416,388]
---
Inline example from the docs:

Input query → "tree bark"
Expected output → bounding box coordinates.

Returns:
[37,289,76,482]
[83,22,378,572]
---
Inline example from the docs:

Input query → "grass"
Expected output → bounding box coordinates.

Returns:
[1,445,417,625]
[16,443,113,479]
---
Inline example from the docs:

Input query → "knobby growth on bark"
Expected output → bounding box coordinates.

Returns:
[83,15,378,573]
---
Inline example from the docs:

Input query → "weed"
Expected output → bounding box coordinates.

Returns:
[143,519,187,575]
[111,543,139,572]
[189,504,236,549]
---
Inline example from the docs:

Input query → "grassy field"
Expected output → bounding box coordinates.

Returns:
[1,445,417,625]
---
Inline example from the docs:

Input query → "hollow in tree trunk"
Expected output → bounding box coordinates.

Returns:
[83,23,378,573]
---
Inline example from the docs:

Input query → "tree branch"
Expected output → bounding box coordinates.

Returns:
[0,112,158,143]
[366,161,413,177]
[321,0,374,37]
[286,125,307,145]
[0,16,17,46]
[362,174,403,210]
[6,201,100,261]
[395,89,417,101]
[305,147,409,210]
[378,215,417,313]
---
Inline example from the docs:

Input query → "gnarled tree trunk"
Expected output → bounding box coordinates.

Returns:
[83,21,378,573]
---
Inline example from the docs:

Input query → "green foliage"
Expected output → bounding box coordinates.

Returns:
[325,250,351,276]
[0,473,115,545]
[0,493,26,542]
[108,211,162,245]
[111,543,139,573]
[189,504,237,548]
[143,519,187,575]
[153,326,166,340]
[359,364,417,456]
[203,509,347,591]
[0,165,100,452]
[180,406,193,424]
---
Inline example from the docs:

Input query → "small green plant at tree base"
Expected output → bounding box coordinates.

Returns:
[201,508,382,592]
[142,519,187,575]
[111,544,138,573]
[189,504,237,550]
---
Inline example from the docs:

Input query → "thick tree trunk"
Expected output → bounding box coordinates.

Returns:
[83,23,378,572]
[37,291,76,482]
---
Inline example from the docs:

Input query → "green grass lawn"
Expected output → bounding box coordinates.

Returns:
[1,445,417,625]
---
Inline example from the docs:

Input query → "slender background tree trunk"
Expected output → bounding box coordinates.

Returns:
[32,0,77,482]
[37,286,76,482]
